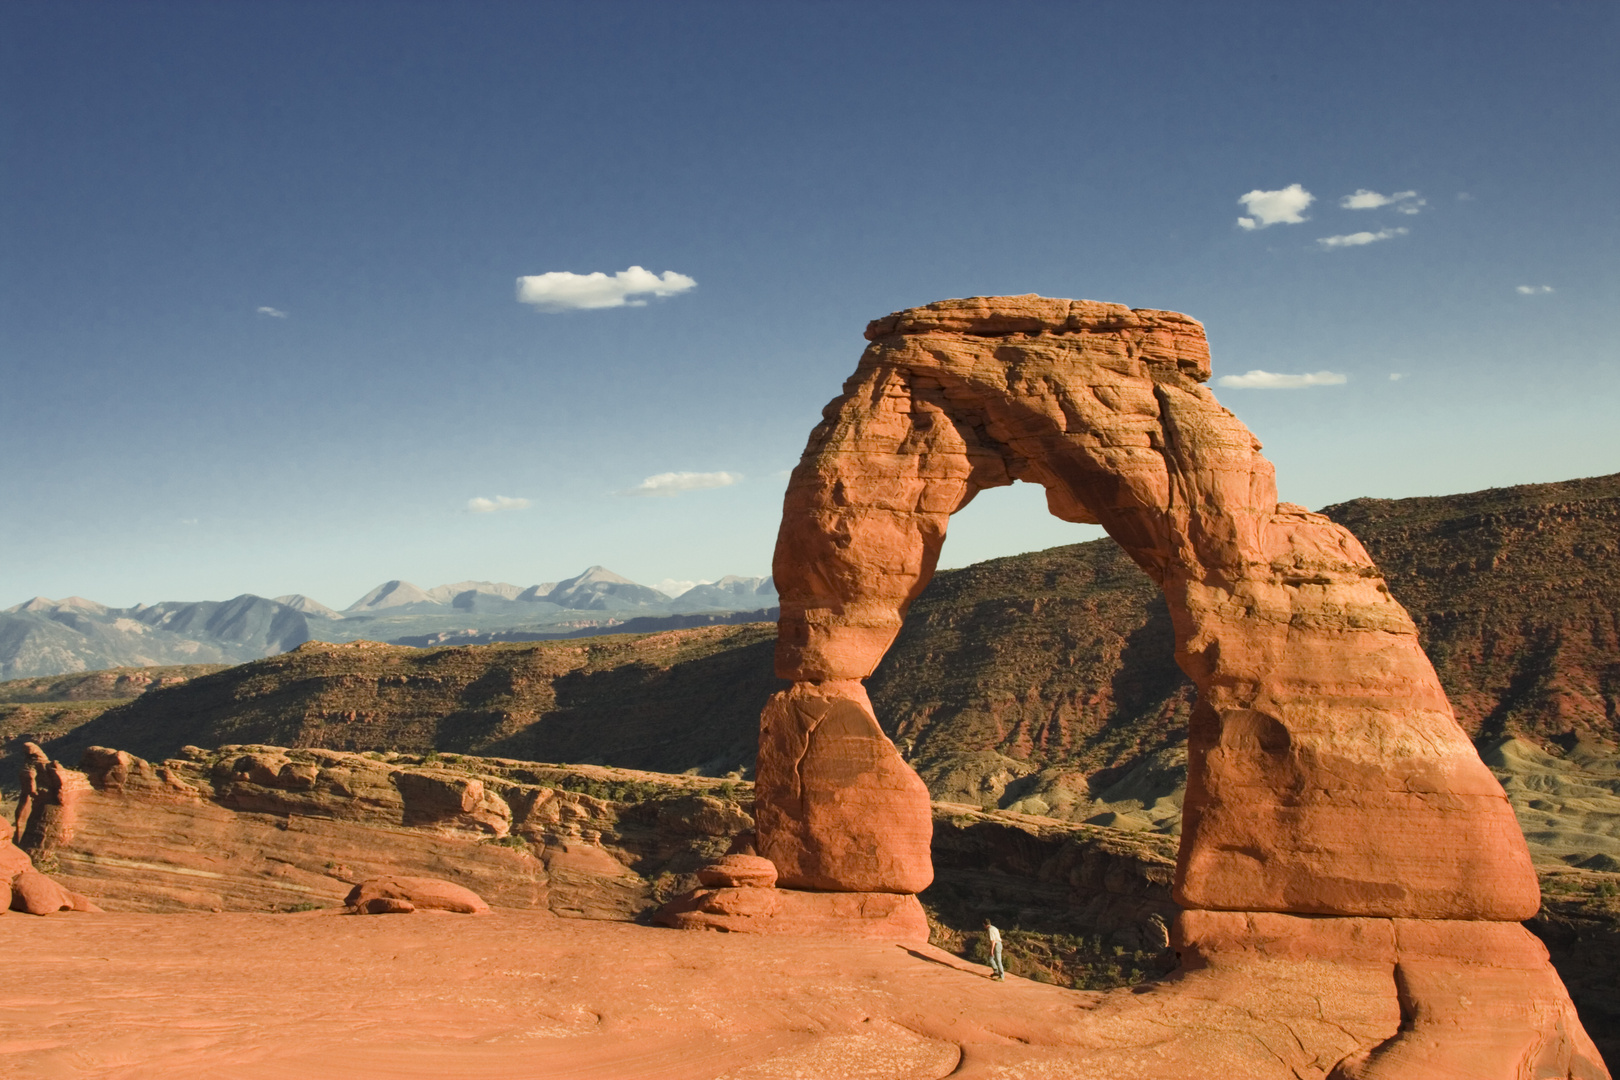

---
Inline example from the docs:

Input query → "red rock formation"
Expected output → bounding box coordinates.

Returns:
[696,854,778,889]
[754,681,932,892]
[344,876,489,915]
[2,803,101,916]
[753,294,1603,1075]
[11,743,751,919]
[766,294,1535,918]
[656,885,929,940]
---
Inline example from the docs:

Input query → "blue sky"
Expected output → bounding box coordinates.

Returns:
[3,0,1616,609]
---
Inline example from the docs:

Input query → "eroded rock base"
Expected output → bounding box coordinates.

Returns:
[1177,910,1609,1080]
[655,886,929,942]
[754,682,934,893]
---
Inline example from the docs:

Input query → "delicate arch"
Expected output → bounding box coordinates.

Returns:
[761,295,1536,920]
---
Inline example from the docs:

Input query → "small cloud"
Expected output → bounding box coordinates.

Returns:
[179,518,199,525]
[256,306,288,318]
[466,495,531,513]
[1516,285,1554,295]
[1339,189,1424,214]
[621,471,741,497]
[515,265,696,311]
[1456,192,1474,201]
[1216,370,1348,390]
[652,578,710,598]
[1236,183,1314,230]
[1316,227,1409,249]
[1389,373,1406,381]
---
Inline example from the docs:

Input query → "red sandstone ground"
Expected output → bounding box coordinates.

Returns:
[4,907,1530,1080]
[0,910,1133,1080]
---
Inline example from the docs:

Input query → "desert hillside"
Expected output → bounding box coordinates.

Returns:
[5,473,1617,826]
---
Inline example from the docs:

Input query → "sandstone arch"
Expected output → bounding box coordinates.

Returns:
[747,295,1607,1076]
[760,294,1537,919]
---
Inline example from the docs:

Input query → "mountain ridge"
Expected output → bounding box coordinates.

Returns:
[0,567,779,680]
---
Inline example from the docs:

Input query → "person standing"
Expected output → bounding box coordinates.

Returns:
[982,918,1004,980]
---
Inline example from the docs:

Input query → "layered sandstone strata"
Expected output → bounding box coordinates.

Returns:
[11,742,752,918]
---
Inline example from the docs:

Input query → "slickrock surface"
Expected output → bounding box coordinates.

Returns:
[7,740,1186,949]
[697,854,778,888]
[2,910,1606,1080]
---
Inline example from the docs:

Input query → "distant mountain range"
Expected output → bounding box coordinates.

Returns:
[0,567,777,679]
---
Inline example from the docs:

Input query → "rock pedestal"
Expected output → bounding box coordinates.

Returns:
[655,885,928,941]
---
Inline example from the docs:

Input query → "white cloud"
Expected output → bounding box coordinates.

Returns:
[621,471,741,497]
[256,306,288,318]
[1339,189,1424,213]
[1516,285,1554,295]
[1236,184,1314,230]
[466,495,531,513]
[652,578,710,598]
[1215,369,1348,389]
[515,265,696,311]
[1389,373,1406,381]
[1316,227,1409,249]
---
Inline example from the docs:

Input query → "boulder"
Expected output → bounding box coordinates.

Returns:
[10,870,74,915]
[0,832,33,879]
[344,875,489,915]
[358,897,416,915]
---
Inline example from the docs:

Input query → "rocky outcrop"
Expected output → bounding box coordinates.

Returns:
[14,737,1195,950]
[754,295,1603,1075]
[658,885,929,940]
[2,788,100,916]
[344,875,489,915]
[13,742,754,919]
